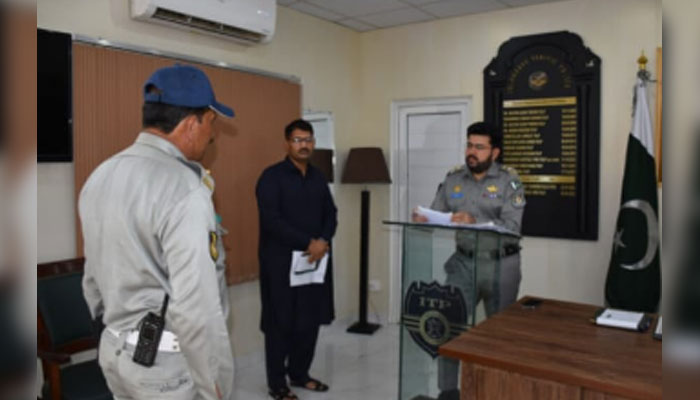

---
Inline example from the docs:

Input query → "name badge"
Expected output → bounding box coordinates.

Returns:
[450,192,464,199]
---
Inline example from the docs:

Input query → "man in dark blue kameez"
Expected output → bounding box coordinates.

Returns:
[256,119,337,400]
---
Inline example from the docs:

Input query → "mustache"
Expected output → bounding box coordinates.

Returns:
[467,155,478,162]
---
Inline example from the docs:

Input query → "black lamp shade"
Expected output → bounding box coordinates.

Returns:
[341,147,391,184]
[309,148,334,183]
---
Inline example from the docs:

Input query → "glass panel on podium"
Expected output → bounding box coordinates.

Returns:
[384,221,520,400]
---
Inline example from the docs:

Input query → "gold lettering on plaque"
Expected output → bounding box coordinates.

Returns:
[503,98,579,197]
[503,97,577,108]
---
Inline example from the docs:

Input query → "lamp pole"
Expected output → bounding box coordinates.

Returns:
[347,189,380,334]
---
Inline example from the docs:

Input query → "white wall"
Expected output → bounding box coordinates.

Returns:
[356,0,663,314]
[38,0,663,358]
[37,163,75,262]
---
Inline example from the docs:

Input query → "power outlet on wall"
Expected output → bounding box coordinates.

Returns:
[369,279,381,292]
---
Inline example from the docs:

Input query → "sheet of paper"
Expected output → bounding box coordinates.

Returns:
[654,316,662,339]
[415,206,452,225]
[289,251,328,287]
[414,206,519,236]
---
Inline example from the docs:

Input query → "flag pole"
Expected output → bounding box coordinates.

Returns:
[637,51,654,83]
[604,57,661,312]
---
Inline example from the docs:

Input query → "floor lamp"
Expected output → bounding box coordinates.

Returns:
[342,147,391,335]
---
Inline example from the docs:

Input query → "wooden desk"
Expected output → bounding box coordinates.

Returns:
[439,297,661,400]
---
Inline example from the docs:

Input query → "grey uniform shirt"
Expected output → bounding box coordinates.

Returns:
[79,132,233,400]
[430,162,526,249]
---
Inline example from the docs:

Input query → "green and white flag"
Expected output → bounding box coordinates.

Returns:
[605,77,661,312]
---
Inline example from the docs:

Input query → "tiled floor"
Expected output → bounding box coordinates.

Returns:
[233,321,400,400]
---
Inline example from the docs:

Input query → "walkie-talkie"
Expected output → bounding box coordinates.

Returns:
[132,294,169,367]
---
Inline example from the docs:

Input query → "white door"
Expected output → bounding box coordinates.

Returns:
[304,111,335,192]
[389,98,471,323]
[405,112,465,214]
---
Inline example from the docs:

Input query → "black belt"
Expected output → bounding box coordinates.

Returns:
[458,244,521,260]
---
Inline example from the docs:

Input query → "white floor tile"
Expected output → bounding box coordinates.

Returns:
[234,321,400,400]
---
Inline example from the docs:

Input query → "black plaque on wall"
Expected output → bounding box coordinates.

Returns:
[485,31,600,240]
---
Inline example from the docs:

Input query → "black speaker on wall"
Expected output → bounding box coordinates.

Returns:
[38,28,73,162]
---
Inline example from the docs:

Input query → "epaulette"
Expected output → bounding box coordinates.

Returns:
[177,158,202,178]
[447,164,466,175]
[202,170,215,192]
[501,165,519,177]
[502,165,523,191]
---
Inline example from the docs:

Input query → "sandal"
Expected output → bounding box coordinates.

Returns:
[268,386,298,400]
[290,377,329,392]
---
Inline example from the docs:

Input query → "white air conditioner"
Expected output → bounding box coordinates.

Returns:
[131,0,276,44]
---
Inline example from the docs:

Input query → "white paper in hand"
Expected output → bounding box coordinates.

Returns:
[289,251,328,287]
[415,206,452,225]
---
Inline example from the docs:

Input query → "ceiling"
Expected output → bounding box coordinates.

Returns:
[277,0,571,32]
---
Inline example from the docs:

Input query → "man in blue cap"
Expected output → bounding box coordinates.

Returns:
[80,64,235,399]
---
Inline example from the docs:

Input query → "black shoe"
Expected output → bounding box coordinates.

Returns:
[289,377,329,392]
[268,386,298,400]
[437,389,460,400]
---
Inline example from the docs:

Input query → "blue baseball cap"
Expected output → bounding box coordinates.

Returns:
[143,64,234,118]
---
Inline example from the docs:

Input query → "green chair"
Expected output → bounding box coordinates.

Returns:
[37,257,112,400]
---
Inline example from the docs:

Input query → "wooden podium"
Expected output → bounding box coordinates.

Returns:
[440,297,661,400]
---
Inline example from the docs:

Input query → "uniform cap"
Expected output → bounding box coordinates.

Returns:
[143,64,234,118]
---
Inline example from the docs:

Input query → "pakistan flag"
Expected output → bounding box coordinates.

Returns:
[605,78,660,313]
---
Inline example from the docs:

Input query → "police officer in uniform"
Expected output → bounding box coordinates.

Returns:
[413,122,525,400]
[80,65,235,400]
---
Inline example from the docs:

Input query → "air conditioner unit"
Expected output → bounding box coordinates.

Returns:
[131,0,276,44]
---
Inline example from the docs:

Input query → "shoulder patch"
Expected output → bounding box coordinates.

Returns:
[209,231,219,261]
[512,194,526,208]
[510,180,523,191]
[447,164,466,175]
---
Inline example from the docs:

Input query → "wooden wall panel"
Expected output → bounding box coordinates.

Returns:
[73,42,300,284]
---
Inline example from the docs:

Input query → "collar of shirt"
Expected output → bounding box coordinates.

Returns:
[462,161,501,180]
[283,156,316,178]
[135,132,207,178]
[136,131,187,159]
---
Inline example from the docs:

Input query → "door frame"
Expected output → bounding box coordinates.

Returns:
[388,97,472,323]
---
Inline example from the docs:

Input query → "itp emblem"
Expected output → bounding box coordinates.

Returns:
[402,281,469,358]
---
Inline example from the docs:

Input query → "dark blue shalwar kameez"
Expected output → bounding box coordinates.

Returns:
[256,157,337,391]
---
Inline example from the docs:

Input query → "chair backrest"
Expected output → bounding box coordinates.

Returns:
[0,279,32,377]
[37,258,96,353]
